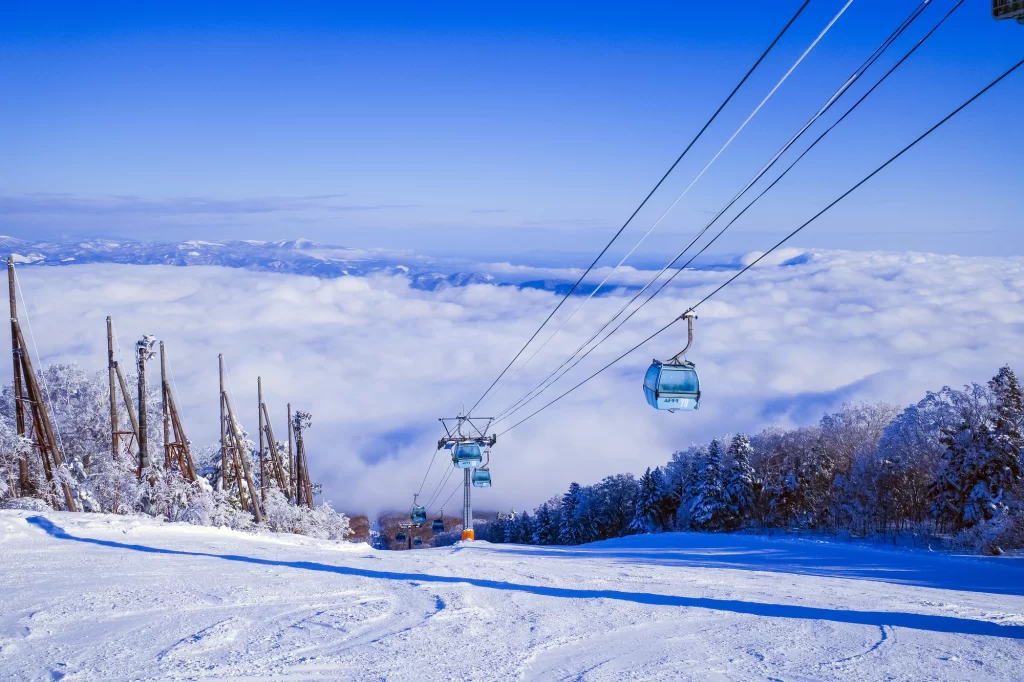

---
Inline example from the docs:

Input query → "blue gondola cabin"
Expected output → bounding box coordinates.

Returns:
[472,468,492,488]
[643,360,700,411]
[451,442,483,469]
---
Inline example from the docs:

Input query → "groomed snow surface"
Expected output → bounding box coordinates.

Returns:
[1,512,1022,681]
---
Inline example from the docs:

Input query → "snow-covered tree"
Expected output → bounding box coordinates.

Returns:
[504,509,518,543]
[509,510,535,544]
[558,482,583,545]
[990,365,1024,437]
[988,366,1023,495]
[668,447,703,529]
[262,488,350,539]
[932,423,988,529]
[926,370,1024,532]
[487,511,509,544]
[690,439,726,530]
[0,418,32,504]
[558,482,597,545]
[532,500,561,545]
[723,434,754,529]
[630,468,663,534]
[592,473,639,538]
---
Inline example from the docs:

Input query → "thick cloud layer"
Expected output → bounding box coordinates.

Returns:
[8,249,1023,516]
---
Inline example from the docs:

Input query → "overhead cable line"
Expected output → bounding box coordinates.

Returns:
[464,0,813,417]
[495,0,963,425]
[496,56,1024,436]
[492,0,935,423]
[477,0,853,415]
[433,476,464,518]
[414,447,442,499]
[425,464,457,512]
[420,460,452,512]
[493,0,946,424]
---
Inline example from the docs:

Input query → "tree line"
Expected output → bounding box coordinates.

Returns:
[474,366,1024,554]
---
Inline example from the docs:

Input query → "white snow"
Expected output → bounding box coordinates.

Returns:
[1,511,1022,680]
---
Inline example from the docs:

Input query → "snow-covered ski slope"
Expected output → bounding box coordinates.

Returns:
[1,511,1022,681]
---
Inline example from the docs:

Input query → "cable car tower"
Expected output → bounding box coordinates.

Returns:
[438,414,496,541]
[993,1,1024,24]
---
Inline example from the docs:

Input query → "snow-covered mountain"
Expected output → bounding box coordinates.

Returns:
[0,235,787,294]
[1,236,509,291]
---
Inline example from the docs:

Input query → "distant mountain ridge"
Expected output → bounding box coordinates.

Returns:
[0,236,504,291]
[0,236,767,293]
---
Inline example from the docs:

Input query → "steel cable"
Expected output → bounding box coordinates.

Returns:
[497,56,1023,435]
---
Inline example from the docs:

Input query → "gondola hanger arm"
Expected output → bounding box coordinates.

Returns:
[668,312,697,364]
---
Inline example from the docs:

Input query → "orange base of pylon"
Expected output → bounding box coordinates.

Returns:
[461,529,475,541]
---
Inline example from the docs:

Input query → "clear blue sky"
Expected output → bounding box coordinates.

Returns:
[0,1,1020,263]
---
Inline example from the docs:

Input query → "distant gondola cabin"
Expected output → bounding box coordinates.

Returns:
[472,468,492,488]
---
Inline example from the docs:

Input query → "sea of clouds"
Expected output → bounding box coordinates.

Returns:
[9,248,1024,516]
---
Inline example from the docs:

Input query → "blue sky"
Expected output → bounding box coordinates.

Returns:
[1,1,1020,263]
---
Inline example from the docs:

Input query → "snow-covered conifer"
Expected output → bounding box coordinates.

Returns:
[723,434,755,529]
[630,468,662,534]
[690,439,726,531]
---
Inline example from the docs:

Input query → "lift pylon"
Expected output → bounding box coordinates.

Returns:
[993,0,1024,23]
[8,257,77,511]
[437,415,496,542]
[160,342,197,481]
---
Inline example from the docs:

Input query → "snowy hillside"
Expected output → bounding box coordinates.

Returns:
[2,510,1022,680]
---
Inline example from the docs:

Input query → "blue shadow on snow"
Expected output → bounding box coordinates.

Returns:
[25,516,1024,640]
[493,532,1024,598]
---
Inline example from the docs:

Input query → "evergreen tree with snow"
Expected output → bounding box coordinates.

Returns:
[723,434,755,529]
[488,512,508,543]
[675,449,703,529]
[504,510,518,543]
[991,365,1024,435]
[629,468,661,534]
[988,365,1024,494]
[653,466,678,529]
[532,501,560,545]
[591,473,639,538]
[930,371,1024,531]
[931,422,989,529]
[559,482,583,545]
[514,510,535,544]
[690,438,727,531]
[930,382,999,530]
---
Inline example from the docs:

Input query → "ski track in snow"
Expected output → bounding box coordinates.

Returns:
[1,511,1023,681]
